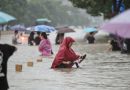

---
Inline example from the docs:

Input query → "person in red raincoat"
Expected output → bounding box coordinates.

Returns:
[51,37,86,68]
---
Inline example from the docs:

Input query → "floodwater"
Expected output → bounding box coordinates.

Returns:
[0,31,130,90]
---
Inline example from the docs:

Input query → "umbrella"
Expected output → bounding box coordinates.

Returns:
[0,11,16,24]
[10,25,26,31]
[84,27,97,33]
[100,9,130,38]
[56,27,75,33]
[36,18,51,22]
[26,27,34,31]
[34,25,55,33]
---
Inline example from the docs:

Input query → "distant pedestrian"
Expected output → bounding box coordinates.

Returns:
[12,30,20,44]
[55,33,64,45]
[28,32,35,46]
[86,32,95,44]
[34,32,41,45]
[125,38,130,54]
[118,37,127,54]
[108,39,121,51]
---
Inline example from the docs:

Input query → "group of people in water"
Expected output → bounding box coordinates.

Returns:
[12,30,86,68]
[1,31,87,90]
[1,29,129,90]
[12,30,52,56]
[84,32,130,54]
[12,30,130,69]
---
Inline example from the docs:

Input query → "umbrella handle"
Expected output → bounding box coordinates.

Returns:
[74,62,79,68]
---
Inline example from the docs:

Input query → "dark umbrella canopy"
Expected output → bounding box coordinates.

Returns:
[56,27,75,33]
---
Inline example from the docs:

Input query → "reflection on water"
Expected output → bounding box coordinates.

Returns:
[1,34,130,90]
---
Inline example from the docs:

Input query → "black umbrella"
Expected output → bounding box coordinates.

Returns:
[56,27,75,33]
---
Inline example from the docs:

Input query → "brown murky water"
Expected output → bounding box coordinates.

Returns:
[0,32,130,90]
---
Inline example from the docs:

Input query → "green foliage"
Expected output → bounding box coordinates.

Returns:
[69,0,130,18]
[0,0,90,26]
[0,0,27,22]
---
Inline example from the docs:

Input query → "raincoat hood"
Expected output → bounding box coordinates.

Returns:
[60,37,75,48]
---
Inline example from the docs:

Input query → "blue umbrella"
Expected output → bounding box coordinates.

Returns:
[34,25,55,33]
[10,25,26,31]
[84,27,97,33]
[36,18,51,22]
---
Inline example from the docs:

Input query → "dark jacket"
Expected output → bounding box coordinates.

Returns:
[34,36,41,45]
[0,44,16,90]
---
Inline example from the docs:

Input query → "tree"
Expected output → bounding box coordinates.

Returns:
[69,0,130,18]
[0,0,90,26]
[0,0,28,23]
